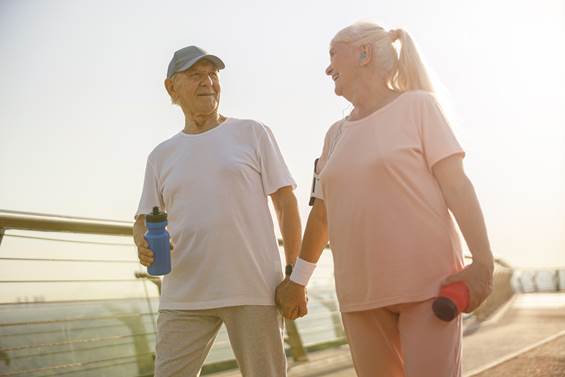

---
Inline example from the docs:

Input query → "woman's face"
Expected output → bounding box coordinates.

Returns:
[325,41,359,97]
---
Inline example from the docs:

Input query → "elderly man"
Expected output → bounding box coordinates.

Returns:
[133,45,301,377]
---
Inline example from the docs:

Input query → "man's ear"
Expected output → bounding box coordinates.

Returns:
[164,78,175,97]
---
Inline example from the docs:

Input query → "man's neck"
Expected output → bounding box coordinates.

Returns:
[182,111,225,134]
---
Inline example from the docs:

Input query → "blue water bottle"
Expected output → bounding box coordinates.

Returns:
[145,206,171,276]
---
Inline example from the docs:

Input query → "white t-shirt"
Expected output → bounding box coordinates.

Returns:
[136,118,296,310]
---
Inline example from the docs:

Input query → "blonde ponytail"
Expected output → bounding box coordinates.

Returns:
[391,29,434,92]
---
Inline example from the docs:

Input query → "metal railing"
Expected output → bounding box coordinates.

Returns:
[0,209,516,377]
[0,210,342,377]
[0,209,133,237]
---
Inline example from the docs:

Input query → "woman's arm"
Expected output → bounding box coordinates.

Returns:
[433,154,494,312]
[299,198,329,263]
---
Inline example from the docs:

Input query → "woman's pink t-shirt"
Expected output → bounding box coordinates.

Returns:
[313,91,465,312]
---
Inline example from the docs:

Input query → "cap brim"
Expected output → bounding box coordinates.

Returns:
[169,55,225,79]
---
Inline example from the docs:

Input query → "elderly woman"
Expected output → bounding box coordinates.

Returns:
[276,22,493,377]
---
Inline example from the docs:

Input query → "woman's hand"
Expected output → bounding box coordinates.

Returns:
[442,261,494,312]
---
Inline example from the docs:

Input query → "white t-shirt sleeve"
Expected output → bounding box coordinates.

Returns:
[135,158,165,218]
[256,125,296,195]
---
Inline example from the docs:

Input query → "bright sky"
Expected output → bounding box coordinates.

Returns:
[1,0,564,269]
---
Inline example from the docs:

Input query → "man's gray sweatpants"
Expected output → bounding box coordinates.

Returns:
[154,305,287,377]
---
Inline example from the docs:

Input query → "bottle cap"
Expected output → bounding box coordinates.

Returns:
[432,297,458,321]
[146,206,167,223]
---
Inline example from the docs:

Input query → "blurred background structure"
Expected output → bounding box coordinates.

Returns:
[1,0,564,375]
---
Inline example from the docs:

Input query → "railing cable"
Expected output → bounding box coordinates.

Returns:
[3,234,133,247]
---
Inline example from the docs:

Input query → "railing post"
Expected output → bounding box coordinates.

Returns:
[285,319,309,362]
[134,271,162,294]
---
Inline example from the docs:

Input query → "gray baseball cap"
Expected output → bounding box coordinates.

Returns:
[166,46,225,79]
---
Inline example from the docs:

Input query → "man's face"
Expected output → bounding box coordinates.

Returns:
[168,59,221,115]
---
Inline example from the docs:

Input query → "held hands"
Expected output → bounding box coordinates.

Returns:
[442,260,494,313]
[275,278,309,320]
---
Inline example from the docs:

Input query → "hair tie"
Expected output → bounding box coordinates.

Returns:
[388,29,401,42]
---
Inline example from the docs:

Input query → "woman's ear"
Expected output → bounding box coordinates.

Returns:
[359,45,372,66]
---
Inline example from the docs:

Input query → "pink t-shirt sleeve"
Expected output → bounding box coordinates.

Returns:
[310,139,329,201]
[311,121,343,201]
[316,132,331,175]
[418,93,465,170]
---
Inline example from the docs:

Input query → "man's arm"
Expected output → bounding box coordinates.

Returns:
[433,154,494,312]
[270,186,302,267]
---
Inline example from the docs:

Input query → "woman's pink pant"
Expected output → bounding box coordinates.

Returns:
[341,299,462,377]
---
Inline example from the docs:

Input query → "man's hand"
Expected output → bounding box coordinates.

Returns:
[133,216,154,267]
[442,261,494,313]
[275,278,308,320]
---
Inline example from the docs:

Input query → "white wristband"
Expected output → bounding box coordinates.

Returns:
[290,258,317,286]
